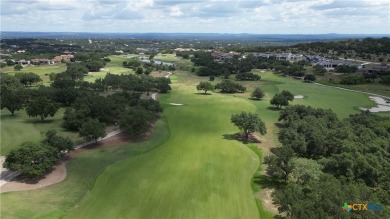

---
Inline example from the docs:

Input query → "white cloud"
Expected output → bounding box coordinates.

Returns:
[170,6,183,17]
[125,0,154,11]
[0,0,389,34]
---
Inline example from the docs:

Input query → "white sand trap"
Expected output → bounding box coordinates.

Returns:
[169,103,184,106]
[360,96,390,112]
[294,95,304,99]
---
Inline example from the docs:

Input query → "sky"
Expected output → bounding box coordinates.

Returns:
[1,0,389,34]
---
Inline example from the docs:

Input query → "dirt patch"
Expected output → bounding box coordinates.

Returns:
[258,189,279,214]
[1,161,66,193]
[0,131,142,193]
[151,71,169,78]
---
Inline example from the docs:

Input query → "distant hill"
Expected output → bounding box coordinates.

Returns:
[1,31,389,43]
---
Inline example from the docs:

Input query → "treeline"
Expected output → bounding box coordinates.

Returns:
[122,58,176,74]
[4,130,74,177]
[73,52,111,72]
[177,51,308,78]
[1,66,170,178]
[265,106,390,218]
[290,37,390,58]
[222,37,390,60]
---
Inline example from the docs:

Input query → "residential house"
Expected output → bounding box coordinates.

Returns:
[275,53,292,61]
[315,60,357,69]
[252,53,271,59]
[290,54,305,62]
[212,52,235,63]
[52,54,74,63]
[17,59,30,66]
[31,59,54,65]
[358,65,390,74]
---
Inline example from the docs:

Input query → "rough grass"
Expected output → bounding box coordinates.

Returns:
[154,53,194,71]
[83,55,134,83]
[0,108,80,155]
[2,64,67,85]
[2,61,386,218]
[0,119,169,219]
[64,84,263,219]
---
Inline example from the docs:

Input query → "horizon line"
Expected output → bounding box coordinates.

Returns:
[1,31,390,35]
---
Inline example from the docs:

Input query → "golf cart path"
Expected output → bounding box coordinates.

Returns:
[0,71,173,192]
[314,82,390,99]
[0,129,124,192]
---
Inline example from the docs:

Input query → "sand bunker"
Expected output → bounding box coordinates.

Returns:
[294,95,304,99]
[169,103,184,106]
[360,96,390,112]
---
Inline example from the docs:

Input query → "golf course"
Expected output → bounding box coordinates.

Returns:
[1,59,388,218]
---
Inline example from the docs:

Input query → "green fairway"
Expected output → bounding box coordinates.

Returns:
[2,64,67,85]
[234,71,382,118]
[154,53,194,71]
[1,68,386,219]
[65,81,263,218]
[0,108,80,155]
[316,74,390,97]
[0,119,169,219]
[83,55,134,82]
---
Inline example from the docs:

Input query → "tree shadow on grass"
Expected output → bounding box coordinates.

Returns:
[194,93,212,95]
[248,98,263,101]
[267,106,281,111]
[222,133,261,144]
[10,160,63,184]
[253,174,284,190]
[22,118,55,124]
[274,122,285,129]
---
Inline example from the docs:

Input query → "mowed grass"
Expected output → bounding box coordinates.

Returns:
[154,53,194,71]
[0,119,169,219]
[2,64,67,85]
[316,73,390,97]
[0,108,80,155]
[84,55,134,83]
[2,66,386,219]
[65,84,263,218]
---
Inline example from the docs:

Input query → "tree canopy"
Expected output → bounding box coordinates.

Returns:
[231,112,267,139]
[4,142,59,177]
[15,72,42,86]
[196,81,214,94]
[265,106,390,218]
[270,90,294,109]
[251,87,264,100]
[26,95,59,121]
[215,80,246,93]
[79,118,106,142]
[0,74,25,115]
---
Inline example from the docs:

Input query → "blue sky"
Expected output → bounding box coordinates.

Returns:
[1,0,389,34]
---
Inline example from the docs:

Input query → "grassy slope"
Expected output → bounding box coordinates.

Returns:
[2,64,67,85]
[65,75,262,219]
[316,73,390,97]
[0,55,131,155]
[0,119,169,219]
[1,67,387,218]
[83,55,134,83]
[0,108,80,155]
